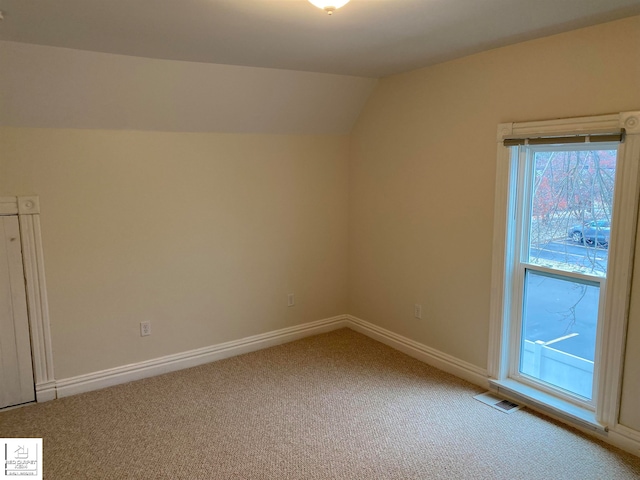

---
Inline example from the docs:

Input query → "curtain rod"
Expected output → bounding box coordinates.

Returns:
[503,129,625,147]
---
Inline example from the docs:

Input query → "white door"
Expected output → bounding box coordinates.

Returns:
[0,216,35,408]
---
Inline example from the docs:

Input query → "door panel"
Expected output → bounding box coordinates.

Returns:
[0,216,35,408]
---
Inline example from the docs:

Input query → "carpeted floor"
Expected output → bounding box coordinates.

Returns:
[1,328,639,479]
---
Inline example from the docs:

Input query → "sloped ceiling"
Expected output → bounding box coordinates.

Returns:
[0,41,376,134]
[2,1,639,133]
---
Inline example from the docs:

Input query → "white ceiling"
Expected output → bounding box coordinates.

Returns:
[1,0,639,78]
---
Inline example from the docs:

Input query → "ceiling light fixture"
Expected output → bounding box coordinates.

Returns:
[308,0,350,15]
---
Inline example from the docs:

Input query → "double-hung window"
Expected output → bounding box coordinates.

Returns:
[489,113,640,429]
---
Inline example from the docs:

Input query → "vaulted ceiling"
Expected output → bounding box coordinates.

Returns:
[1,0,639,78]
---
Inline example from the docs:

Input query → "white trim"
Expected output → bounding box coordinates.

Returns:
[34,381,57,403]
[22,309,640,457]
[488,123,515,380]
[489,379,604,432]
[608,428,640,458]
[597,111,640,426]
[489,112,640,430]
[346,315,489,388]
[0,197,19,216]
[17,196,40,215]
[19,213,56,399]
[0,196,41,217]
[614,424,640,444]
[491,380,640,457]
[509,114,620,137]
[0,216,35,407]
[55,314,490,398]
[56,315,349,398]
[0,195,56,404]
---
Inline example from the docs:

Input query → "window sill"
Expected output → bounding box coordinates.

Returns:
[488,378,608,433]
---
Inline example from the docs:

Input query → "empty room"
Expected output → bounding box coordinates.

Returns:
[1,0,640,478]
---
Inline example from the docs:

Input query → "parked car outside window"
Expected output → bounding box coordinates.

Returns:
[568,220,610,247]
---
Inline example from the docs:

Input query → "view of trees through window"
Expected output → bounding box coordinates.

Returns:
[527,148,616,277]
[519,147,617,398]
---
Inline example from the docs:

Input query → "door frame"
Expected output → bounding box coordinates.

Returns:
[0,196,55,402]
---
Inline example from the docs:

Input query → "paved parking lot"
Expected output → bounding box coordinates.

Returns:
[522,240,607,362]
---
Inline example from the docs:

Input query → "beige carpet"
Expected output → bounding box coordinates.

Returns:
[1,328,639,479]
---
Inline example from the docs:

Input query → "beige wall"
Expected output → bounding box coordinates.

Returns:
[2,14,640,434]
[0,41,368,381]
[349,16,640,425]
[1,128,349,379]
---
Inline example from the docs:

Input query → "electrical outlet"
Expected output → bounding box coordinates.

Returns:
[287,293,295,307]
[140,321,151,337]
[414,304,422,319]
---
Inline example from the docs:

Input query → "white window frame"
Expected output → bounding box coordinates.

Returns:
[510,142,616,410]
[488,112,640,430]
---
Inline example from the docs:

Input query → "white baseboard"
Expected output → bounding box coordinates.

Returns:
[54,314,490,399]
[35,380,57,402]
[40,312,640,457]
[56,315,349,398]
[344,315,640,456]
[53,313,490,400]
[608,425,640,457]
[346,315,489,389]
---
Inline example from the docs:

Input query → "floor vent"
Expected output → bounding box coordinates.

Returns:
[474,392,523,414]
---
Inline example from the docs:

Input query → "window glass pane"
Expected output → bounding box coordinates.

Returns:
[520,270,598,399]
[526,148,616,277]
